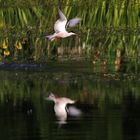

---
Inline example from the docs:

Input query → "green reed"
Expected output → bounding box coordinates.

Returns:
[0,0,139,62]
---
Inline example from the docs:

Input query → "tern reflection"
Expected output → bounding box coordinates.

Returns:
[46,93,82,125]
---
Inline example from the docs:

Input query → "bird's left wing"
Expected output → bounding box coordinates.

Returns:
[54,20,67,33]
[54,9,67,33]
[58,9,67,21]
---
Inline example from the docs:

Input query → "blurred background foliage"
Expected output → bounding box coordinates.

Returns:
[0,0,139,63]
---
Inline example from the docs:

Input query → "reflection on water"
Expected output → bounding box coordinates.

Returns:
[0,62,140,140]
[46,93,82,127]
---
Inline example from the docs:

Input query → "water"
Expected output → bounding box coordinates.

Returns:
[0,61,140,140]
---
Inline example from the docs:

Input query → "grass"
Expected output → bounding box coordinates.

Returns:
[0,0,139,62]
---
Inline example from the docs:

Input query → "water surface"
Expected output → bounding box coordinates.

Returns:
[0,61,140,140]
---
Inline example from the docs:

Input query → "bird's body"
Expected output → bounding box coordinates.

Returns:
[46,9,81,41]
[54,97,75,120]
[46,93,81,122]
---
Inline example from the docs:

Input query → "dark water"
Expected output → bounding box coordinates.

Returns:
[0,62,140,140]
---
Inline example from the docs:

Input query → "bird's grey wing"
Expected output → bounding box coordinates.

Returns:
[66,18,81,28]
[58,9,67,21]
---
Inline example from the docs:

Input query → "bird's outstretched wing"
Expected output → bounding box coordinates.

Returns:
[54,9,67,33]
[66,18,81,28]
[58,8,67,21]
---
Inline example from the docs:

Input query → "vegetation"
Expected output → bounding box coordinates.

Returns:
[0,2,139,138]
[0,0,139,62]
[0,70,139,109]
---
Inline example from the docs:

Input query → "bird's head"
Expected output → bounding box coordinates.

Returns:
[68,32,77,36]
[46,93,56,102]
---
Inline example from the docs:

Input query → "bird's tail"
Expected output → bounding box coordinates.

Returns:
[46,34,55,41]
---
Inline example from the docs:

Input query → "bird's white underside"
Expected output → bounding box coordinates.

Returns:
[54,20,67,33]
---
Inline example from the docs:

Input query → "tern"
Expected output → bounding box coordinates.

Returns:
[46,9,81,41]
[46,93,82,122]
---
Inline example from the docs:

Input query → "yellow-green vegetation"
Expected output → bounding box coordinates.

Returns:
[0,0,139,62]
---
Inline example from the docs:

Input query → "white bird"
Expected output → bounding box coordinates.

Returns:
[46,9,81,41]
[46,93,82,122]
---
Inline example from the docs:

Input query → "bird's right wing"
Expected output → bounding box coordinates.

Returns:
[66,18,81,28]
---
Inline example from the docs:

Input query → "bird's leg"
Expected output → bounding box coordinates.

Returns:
[55,36,61,41]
